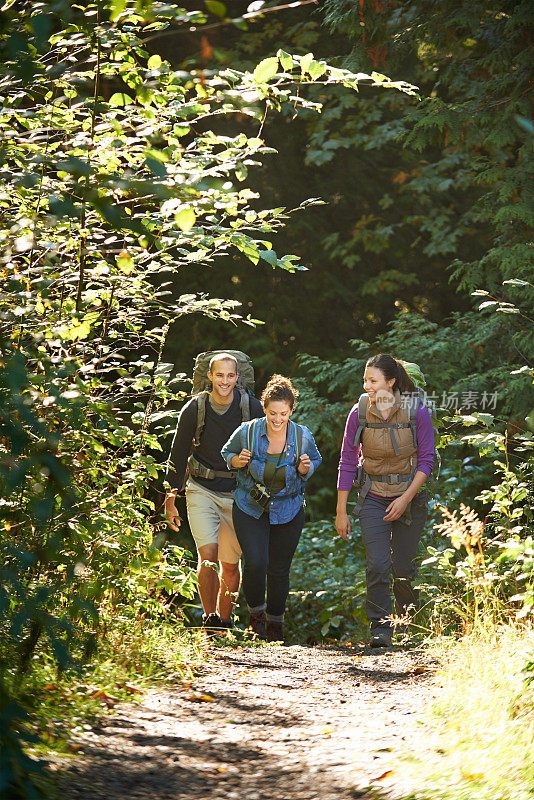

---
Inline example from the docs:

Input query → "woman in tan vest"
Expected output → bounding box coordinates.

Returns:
[335,354,436,648]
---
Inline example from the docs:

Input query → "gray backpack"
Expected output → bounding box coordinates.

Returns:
[191,350,255,447]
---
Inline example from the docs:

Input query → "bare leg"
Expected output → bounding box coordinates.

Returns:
[218,561,241,619]
[197,543,219,615]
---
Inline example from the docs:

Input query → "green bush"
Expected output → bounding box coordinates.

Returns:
[286,515,367,642]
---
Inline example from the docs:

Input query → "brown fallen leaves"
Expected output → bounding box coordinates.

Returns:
[373,769,393,781]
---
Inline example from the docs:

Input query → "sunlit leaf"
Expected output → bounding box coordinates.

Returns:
[300,52,313,76]
[117,250,134,274]
[205,0,226,16]
[175,208,196,231]
[278,49,293,71]
[253,57,279,84]
[109,0,126,21]
[308,60,326,80]
[108,92,134,106]
[260,249,277,266]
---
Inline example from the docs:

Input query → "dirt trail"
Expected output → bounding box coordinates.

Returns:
[55,643,436,800]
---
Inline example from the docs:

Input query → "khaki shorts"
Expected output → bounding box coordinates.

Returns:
[185,479,241,565]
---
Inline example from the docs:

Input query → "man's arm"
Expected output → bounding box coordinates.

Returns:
[164,489,181,532]
[166,399,197,489]
[164,399,197,529]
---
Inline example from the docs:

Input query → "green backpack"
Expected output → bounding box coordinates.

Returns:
[191,350,255,447]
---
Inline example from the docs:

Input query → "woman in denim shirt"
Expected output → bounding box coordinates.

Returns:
[221,375,321,642]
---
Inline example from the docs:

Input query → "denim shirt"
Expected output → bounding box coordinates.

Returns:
[221,417,322,523]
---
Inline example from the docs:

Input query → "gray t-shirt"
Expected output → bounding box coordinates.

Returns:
[209,396,233,415]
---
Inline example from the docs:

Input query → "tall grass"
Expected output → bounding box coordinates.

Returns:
[398,625,534,800]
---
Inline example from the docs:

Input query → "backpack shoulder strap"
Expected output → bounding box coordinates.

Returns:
[407,391,423,449]
[353,394,369,449]
[247,418,259,454]
[192,391,209,448]
[240,388,251,423]
[291,421,303,461]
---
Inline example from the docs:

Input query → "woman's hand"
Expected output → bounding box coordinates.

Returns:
[231,448,251,468]
[383,493,410,521]
[335,512,351,540]
[297,453,311,475]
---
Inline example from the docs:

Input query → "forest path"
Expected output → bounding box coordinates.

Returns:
[56,642,436,800]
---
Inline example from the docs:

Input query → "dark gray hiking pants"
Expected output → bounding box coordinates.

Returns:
[358,492,428,633]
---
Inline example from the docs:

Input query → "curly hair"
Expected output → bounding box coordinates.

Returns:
[261,374,299,409]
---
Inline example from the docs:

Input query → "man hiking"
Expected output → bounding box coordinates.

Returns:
[165,352,263,632]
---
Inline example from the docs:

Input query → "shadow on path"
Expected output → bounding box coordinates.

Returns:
[53,644,435,800]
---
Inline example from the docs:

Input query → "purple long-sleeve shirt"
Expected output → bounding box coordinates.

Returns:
[337,404,436,491]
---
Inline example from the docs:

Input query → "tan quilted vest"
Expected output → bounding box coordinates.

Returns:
[361,390,417,498]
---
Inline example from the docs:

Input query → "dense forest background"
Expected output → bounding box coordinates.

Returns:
[153,0,533,517]
[160,0,531,376]
[0,1,532,797]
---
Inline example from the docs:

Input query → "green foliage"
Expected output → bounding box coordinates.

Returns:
[0,0,531,792]
[286,517,367,642]
[320,0,533,378]
[0,2,420,793]
[422,454,533,633]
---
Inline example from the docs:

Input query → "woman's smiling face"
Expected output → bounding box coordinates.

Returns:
[363,366,395,404]
[264,399,293,434]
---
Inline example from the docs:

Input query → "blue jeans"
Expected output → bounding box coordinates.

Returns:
[359,493,428,633]
[232,504,305,617]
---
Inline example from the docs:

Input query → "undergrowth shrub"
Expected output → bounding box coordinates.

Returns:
[422,456,534,633]
[286,516,368,642]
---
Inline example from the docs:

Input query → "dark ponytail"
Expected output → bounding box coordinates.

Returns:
[366,353,416,395]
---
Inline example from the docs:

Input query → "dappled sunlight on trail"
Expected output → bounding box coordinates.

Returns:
[51,644,435,800]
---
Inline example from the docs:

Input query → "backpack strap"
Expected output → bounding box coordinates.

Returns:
[193,388,250,450]
[408,394,420,448]
[353,394,369,449]
[364,420,412,457]
[247,418,259,455]
[354,392,420,455]
[239,388,251,424]
[192,391,209,448]
[291,421,303,464]
[188,454,236,480]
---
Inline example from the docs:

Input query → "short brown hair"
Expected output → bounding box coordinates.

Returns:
[261,374,299,409]
[208,353,238,373]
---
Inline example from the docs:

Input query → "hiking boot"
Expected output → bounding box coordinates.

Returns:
[370,630,393,648]
[266,619,284,643]
[218,617,234,630]
[202,612,223,636]
[249,610,266,640]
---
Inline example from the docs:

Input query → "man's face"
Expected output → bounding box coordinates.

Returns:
[207,359,238,400]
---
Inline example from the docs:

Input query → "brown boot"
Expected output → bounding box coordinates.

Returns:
[266,618,284,643]
[249,610,266,640]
